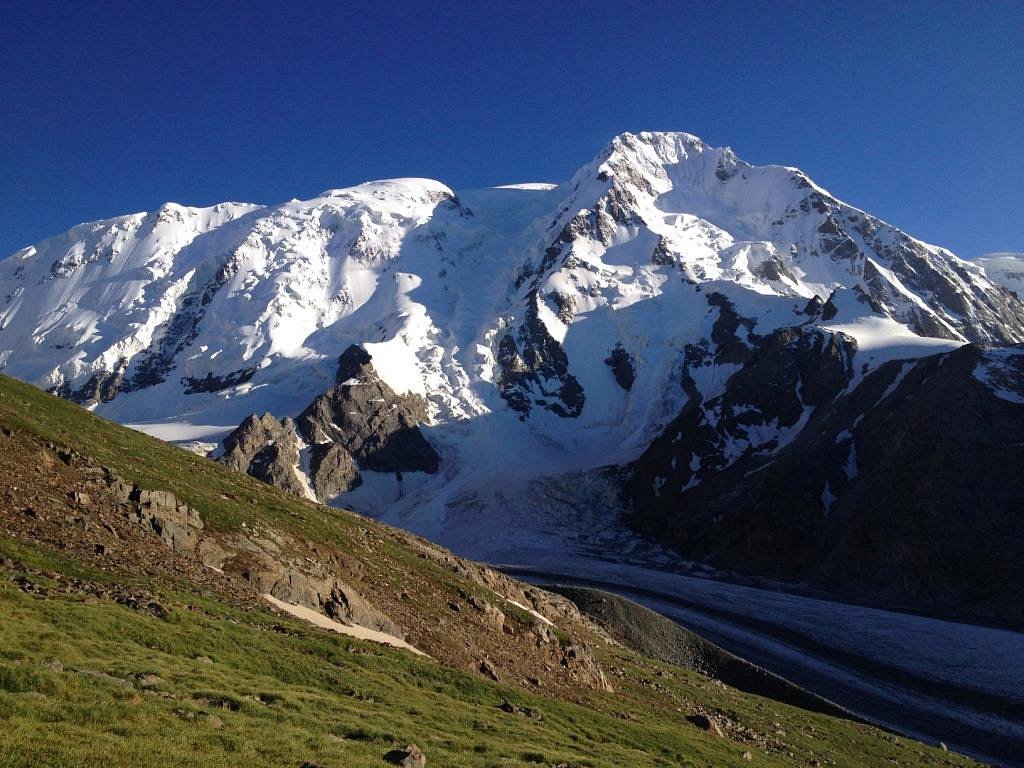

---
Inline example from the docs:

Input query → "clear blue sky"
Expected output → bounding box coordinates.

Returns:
[2,0,1021,258]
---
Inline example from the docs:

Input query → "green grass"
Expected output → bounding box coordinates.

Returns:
[0,373,359,539]
[0,565,740,768]
[0,373,479,620]
[0,374,979,767]
[1,558,972,768]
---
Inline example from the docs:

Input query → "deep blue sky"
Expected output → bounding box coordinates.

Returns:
[2,1,1022,258]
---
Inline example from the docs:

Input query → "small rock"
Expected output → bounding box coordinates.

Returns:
[383,743,425,767]
[742,751,753,761]
[95,544,109,556]
[43,658,63,673]
[194,656,213,664]
[940,742,948,752]
[134,674,164,689]
[478,659,500,681]
[497,699,542,720]
[207,714,223,729]
[687,713,724,737]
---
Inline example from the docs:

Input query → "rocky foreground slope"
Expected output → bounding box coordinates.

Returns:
[2,131,1023,626]
[0,374,982,767]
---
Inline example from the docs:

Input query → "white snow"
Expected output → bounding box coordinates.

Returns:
[0,132,1010,555]
[1,133,1020,763]
[262,594,427,656]
[976,252,1024,296]
[974,347,1024,404]
[493,183,558,191]
[0,131,1010,576]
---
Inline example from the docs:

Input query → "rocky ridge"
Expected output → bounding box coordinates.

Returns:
[219,344,438,502]
[629,343,1024,626]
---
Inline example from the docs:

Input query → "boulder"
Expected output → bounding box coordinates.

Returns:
[687,713,724,737]
[383,744,425,767]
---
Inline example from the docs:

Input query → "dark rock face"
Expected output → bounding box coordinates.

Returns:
[496,292,585,418]
[707,292,757,366]
[799,190,1024,345]
[127,252,243,391]
[630,294,856,513]
[801,291,839,321]
[308,442,360,499]
[297,345,439,474]
[750,254,798,284]
[629,343,1024,627]
[49,250,251,406]
[604,345,635,391]
[51,361,127,406]
[216,345,438,501]
[220,413,309,497]
[181,366,257,394]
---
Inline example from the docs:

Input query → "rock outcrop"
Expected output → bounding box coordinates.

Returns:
[496,291,586,419]
[220,413,309,497]
[297,345,439,474]
[629,343,1024,626]
[70,453,405,639]
[216,346,437,501]
[308,442,360,499]
[630,293,856,512]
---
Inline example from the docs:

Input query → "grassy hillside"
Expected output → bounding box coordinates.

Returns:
[0,374,978,767]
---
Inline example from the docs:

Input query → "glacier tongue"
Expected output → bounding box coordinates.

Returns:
[2,130,1023,554]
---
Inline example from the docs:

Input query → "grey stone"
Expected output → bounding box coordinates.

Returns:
[383,745,425,767]
[308,442,360,499]
[297,346,439,475]
[220,414,308,496]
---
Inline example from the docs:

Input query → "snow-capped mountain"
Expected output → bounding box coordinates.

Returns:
[3,131,1023,622]
[976,252,1024,297]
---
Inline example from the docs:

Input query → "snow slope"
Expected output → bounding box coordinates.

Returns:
[976,252,1024,296]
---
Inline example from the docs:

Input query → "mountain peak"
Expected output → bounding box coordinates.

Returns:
[319,177,455,200]
[590,130,716,175]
